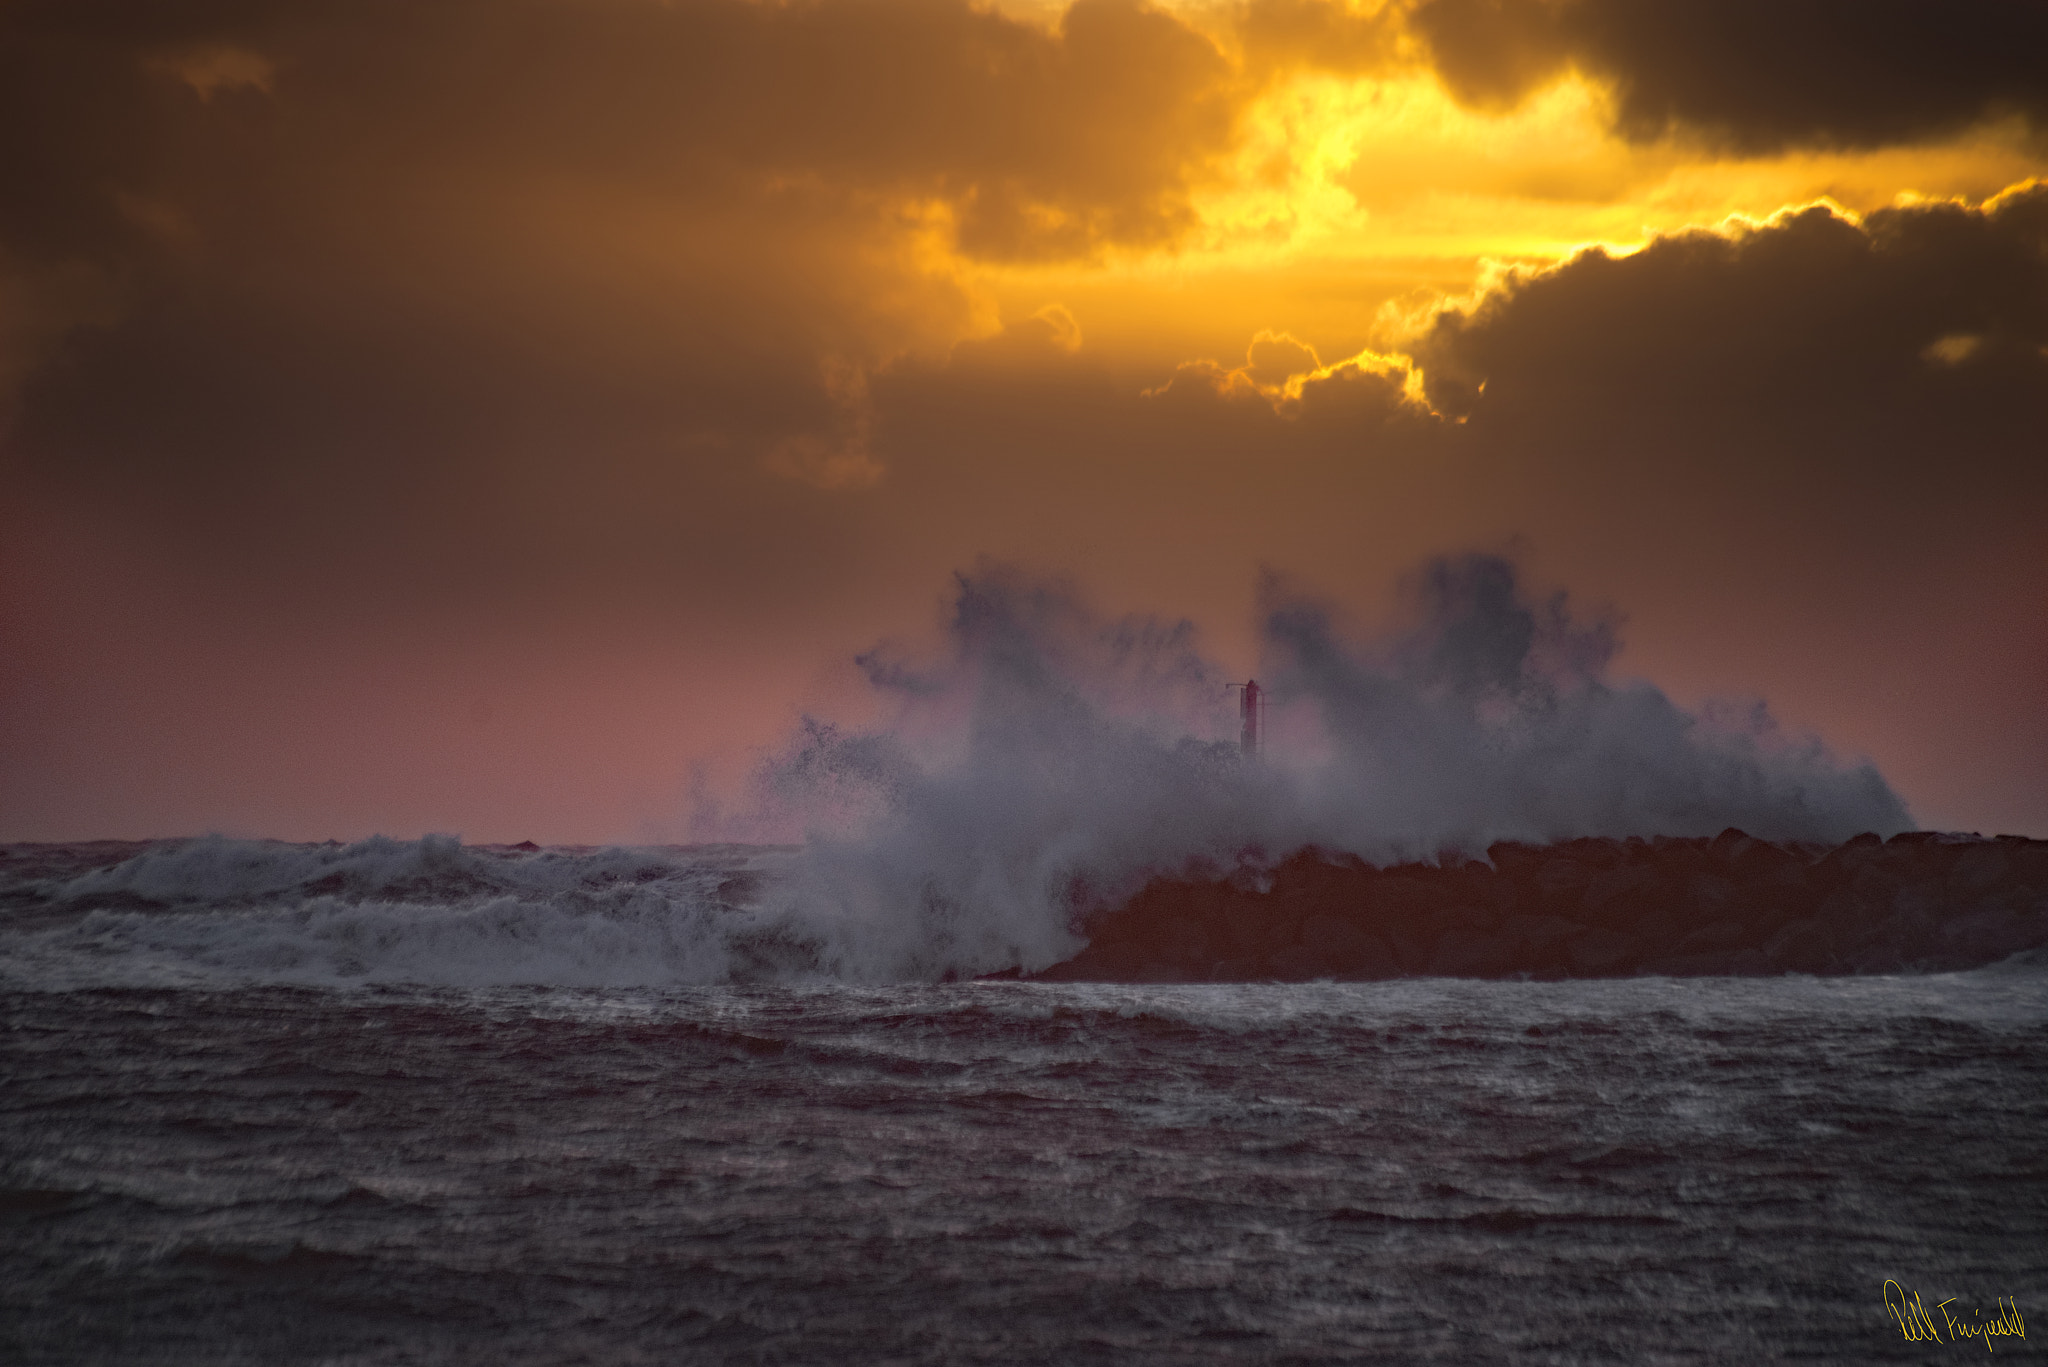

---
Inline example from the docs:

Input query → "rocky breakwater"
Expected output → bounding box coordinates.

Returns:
[1031,831,2048,982]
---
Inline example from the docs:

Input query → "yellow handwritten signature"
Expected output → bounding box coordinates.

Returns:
[1886,1282,2027,1351]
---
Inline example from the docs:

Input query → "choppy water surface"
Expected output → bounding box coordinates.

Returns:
[5,973,2043,1365]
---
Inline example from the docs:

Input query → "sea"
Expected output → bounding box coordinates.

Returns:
[3,839,2042,1364]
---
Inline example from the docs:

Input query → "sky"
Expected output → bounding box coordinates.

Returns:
[2,0,2044,843]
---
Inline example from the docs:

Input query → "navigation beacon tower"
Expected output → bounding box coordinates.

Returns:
[1227,679,1264,759]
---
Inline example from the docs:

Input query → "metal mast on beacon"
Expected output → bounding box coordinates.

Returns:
[1226,679,1264,760]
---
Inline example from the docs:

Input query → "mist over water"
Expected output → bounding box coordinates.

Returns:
[0,555,1911,989]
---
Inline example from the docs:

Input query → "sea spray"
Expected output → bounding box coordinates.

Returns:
[754,555,1911,979]
[1263,555,1908,854]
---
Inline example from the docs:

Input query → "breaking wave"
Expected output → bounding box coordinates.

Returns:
[1,554,1951,990]
[0,837,797,990]
[746,555,1913,981]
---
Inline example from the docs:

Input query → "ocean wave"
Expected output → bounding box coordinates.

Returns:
[0,837,798,990]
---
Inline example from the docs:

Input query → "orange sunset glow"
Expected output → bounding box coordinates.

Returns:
[3,0,2045,841]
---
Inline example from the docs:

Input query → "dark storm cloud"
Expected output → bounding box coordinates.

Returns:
[1083,182,2048,502]
[0,0,1244,588]
[1410,0,2048,150]
[0,0,1238,267]
[1409,184,2048,503]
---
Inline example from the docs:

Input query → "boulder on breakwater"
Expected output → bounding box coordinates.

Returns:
[1029,830,2048,982]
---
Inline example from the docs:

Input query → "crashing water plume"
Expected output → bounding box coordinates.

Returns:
[758,554,1910,980]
